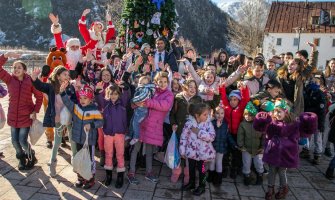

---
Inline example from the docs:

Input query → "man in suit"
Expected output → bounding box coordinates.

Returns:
[154,37,178,72]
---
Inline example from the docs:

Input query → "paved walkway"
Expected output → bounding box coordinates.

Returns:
[1,95,335,200]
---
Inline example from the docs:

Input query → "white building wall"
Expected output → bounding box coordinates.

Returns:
[263,33,335,70]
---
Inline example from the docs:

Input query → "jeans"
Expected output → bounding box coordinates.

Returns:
[329,155,335,169]
[11,127,31,156]
[131,107,148,139]
[303,130,323,156]
[129,142,154,174]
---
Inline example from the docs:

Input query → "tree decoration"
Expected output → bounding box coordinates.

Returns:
[151,0,165,10]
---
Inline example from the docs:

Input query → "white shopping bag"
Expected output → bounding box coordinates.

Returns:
[72,129,92,180]
[29,119,45,145]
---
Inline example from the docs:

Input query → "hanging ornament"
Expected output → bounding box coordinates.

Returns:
[162,27,169,37]
[121,19,127,25]
[153,30,161,39]
[150,12,161,25]
[134,20,140,28]
[129,30,133,36]
[140,20,145,25]
[151,0,165,10]
[136,31,144,43]
[146,29,153,36]
[147,22,150,28]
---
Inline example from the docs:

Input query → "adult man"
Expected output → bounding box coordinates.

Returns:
[154,37,178,72]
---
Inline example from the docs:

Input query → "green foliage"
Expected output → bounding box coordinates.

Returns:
[120,0,177,49]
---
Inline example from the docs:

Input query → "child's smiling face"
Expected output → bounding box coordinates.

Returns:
[273,108,285,121]
[204,73,215,85]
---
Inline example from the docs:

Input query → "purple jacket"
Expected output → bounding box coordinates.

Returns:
[96,89,130,136]
[253,112,317,168]
[140,88,174,146]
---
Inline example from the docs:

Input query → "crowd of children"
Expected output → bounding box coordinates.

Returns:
[1,9,335,200]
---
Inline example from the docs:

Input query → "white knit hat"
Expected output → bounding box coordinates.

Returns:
[66,38,81,48]
[140,43,151,51]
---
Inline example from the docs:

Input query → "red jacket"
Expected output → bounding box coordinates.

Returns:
[219,86,249,135]
[0,55,43,128]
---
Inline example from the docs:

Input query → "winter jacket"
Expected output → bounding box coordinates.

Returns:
[0,55,43,128]
[243,75,270,97]
[95,88,130,136]
[219,86,250,135]
[253,112,317,168]
[32,78,77,127]
[61,92,103,145]
[237,120,263,156]
[327,104,335,144]
[304,83,326,132]
[132,83,156,103]
[211,119,233,154]
[140,87,174,146]
[0,83,7,98]
[179,116,216,161]
[170,93,203,136]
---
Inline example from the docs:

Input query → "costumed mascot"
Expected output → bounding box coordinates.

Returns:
[41,47,67,148]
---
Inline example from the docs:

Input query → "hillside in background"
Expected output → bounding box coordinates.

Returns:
[0,0,239,54]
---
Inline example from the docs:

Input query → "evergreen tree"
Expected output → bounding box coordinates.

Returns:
[120,0,177,50]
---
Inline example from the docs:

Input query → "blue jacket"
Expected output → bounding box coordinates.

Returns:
[212,119,235,154]
[32,78,77,127]
[61,92,103,145]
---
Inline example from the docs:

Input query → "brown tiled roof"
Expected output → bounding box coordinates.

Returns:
[265,1,335,33]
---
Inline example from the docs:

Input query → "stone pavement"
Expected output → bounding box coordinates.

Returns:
[1,95,335,200]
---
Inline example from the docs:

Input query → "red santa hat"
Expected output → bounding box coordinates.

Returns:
[79,85,94,99]
[90,21,104,30]
[65,38,81,48]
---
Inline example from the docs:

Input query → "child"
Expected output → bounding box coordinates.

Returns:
[32,66,77,176]
[179,103,216,196]
[207,106,232,185]
[127,72,174,185]
[219,82,250,179]
[60,83,103,189]
[171,78,182,96]
[96,83,130,188]
[129,76,155,145]
[0,84,6,157]
[170,80,203,184]
[237,102,264,186]
[243,57,270,96]
[253,99,317,200]
[251,80,281,112]
[0,53,43,170]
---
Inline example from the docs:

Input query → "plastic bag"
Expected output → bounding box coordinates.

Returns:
[0,103,5,129]
[29,119,45,145]
[164,132,181,169]
[60,107,72,126]
[72,129,92,180]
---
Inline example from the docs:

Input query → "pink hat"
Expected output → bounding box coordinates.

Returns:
[79,85,94,99]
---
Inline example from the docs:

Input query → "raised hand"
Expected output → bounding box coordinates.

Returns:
[4,52,21,59]
[82,9,91,16]
[31,68,41,81]
[49,13,59,25]
[95,81,104,90]
[219,77,226,87]
[134,55,143,67]
[106,12,111,21]
[59,81,69,93]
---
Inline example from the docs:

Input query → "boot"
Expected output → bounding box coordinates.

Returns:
[207,170,215,183]
[46,141,53,149]
[230,168,237,179]
[25,150,38,170]
[104,170,112,186]
[16,153,26,171]
[49,159,57,177]
[299,148,310,159]
[183,166,190,185]
[115,172,124,188]
[83,176,95,189]
[75,174,85,187]
[99,151,105,167]
[193,185,205,196]
[275,185,289,199]
[265,186,275,200]
[243,174,252,186]
[325,167,334,180]
[324,147,333,157]
[255,173,263,185]
[213,172,222,186]
[171,166,182,183]
[311,155,320,165]
[61,137,67,147]
[222,167,229,178]
[182,181,195,191]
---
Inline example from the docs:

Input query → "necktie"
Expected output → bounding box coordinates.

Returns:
[159,52,162,62]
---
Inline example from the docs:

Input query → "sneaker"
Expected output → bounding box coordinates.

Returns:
[145,173,159,183]
[130,139,139,145]
[127,173,140,185]
[299,148,310,159]
[49,159,57,177]
[324,147,333,157]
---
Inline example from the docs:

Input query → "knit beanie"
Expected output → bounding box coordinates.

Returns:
[229,90,241,100]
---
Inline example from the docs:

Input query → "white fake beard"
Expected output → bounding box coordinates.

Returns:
[66,49,82,70]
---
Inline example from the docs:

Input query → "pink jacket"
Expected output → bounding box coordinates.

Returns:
[179,116,216,161]
[140,88,174,146]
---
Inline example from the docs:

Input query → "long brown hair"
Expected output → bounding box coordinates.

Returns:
[12,61,27,71]
[325,58,335,78]
[277,58,304,81]
[49,65,68,94]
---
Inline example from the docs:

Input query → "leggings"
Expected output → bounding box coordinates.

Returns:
[268,165,287,187]
[50,123,76,161]
[188,158,206,187]
[129,142,155,174]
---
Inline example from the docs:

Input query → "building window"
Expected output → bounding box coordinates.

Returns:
[331,16,335,25]
[314,38,320,46]
[311,16,320,25]
[276,38,282,46]
[333,39,335,47]
[293,38,299,46]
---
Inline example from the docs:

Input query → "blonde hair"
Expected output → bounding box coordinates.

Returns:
[154,71,169,83]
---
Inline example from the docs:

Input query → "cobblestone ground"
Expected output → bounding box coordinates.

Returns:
[1,95,335,200]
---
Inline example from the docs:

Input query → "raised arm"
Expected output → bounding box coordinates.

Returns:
[78,9,91,43]
[49,13,65,49]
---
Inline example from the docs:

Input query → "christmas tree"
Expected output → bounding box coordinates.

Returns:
[120,0,177,50]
